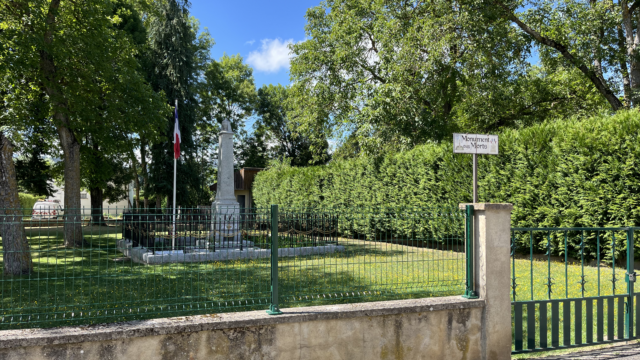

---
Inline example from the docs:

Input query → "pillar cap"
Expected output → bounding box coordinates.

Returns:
[458,203,513,211]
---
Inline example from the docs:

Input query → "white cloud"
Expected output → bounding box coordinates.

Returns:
[247,38,293,73]
[245,39,255,45]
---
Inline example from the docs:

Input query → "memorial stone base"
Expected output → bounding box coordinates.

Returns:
[212,200,242,242]
[116,239,344,265]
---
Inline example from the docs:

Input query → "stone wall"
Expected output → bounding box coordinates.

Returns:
[0,297,484,360]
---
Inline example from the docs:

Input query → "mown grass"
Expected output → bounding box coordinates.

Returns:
[3,224,631,357]
[0,225,466,329]
[511,256,633,356]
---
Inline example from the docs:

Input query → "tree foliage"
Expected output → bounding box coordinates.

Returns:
[492,0,628,109]
[255,84,330,166]
[254,110,640,259]
[199,54,257,131]
[289,0,617,156]
[146,0,213,207]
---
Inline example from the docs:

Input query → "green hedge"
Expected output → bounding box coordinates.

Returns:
[253,111,640,259]
[18,193,40,216]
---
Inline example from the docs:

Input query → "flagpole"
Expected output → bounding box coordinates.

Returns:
[172,99,177,250]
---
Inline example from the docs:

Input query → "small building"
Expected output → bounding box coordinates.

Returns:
[46,181,134,216]
[211,167,264,211]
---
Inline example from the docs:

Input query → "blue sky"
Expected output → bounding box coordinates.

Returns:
[190,0,322,89]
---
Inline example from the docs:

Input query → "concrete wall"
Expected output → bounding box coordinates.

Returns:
[234,189,251,209]
[468,203,513,360]
[0,297,484,360]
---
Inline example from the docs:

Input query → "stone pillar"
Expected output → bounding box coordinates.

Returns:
[212,120,240,242]
[460,203,513,360]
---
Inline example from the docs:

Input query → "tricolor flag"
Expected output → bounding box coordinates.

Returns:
[173,104,181,159]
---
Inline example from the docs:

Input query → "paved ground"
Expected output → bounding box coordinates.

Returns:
[519,343,640,359]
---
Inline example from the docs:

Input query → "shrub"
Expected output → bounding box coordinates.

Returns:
[253,111,640,259]
[18,193,41,216]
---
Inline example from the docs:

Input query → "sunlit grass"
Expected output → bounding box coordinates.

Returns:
[512,257,627,302]
[511,256,632,354]
[0,225,466,329]
[4,224,632,357]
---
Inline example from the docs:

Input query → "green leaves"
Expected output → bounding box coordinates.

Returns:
[254,110,640,258]
[199,54,256,130]
[287,0,613,156]
[252,84,330,167]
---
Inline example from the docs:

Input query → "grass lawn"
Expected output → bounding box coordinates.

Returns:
[0,225,467,329]
[2,223,631,356]
[511,256,632,356]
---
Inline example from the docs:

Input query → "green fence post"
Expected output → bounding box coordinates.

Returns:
[463,204,478,299]
[626,227,635,338]
[267,204,283,315]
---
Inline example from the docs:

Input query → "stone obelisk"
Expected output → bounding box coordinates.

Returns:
[212,120,240,242]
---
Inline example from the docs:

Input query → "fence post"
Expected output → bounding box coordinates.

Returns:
[460,203,513,360]
[626,228,635,338]
[463,204,478,299]
[267,204,283,315]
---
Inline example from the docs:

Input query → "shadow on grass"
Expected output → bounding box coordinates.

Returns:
[0,231,463,329]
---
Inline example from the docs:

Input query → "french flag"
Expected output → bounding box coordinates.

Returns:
[173,104,181,159]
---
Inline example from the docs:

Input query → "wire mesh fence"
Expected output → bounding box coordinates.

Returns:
[0,205,467,329]
[276,207,467,306]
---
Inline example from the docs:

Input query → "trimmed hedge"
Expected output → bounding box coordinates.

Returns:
[253,111,640,259]
[19,193,40,216]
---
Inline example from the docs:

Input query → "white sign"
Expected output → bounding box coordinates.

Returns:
[453,133,499,155]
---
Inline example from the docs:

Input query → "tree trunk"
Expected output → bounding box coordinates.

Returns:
[141,139,149,209]
[156,195,162,212]
[496,0,624,111]
[40,0,83,247]
[617,22,632,106]
[59,126,84,246]
[0,133,32,275]
[621,0,640,106]
[132,158,140,209]
[90,187,106,225]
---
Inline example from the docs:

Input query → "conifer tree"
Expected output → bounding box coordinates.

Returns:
[146,0,213,208]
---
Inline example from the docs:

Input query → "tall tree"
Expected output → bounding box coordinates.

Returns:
[0,132,32,275]
[289,0,526,153]
[289,0,610,155]
[200,54,257,130]
[15,126,55,197]
[146,0,213,208]
[255,84,330,166]
[198,54,256,183]
[1,0,166,246]
[82,0,164,222]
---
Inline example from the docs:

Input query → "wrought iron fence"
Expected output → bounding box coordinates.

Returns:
[0,205,466,329]
[511,227,638,354]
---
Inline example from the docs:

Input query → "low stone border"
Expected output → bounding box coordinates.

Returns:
[0,296,484,350]
[117,239,345,264]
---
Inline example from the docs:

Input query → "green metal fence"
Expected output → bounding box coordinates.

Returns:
[0,205,466,329]
[511,227,638,354]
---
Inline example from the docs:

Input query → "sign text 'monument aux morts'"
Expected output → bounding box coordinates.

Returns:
[453,133,499,155]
